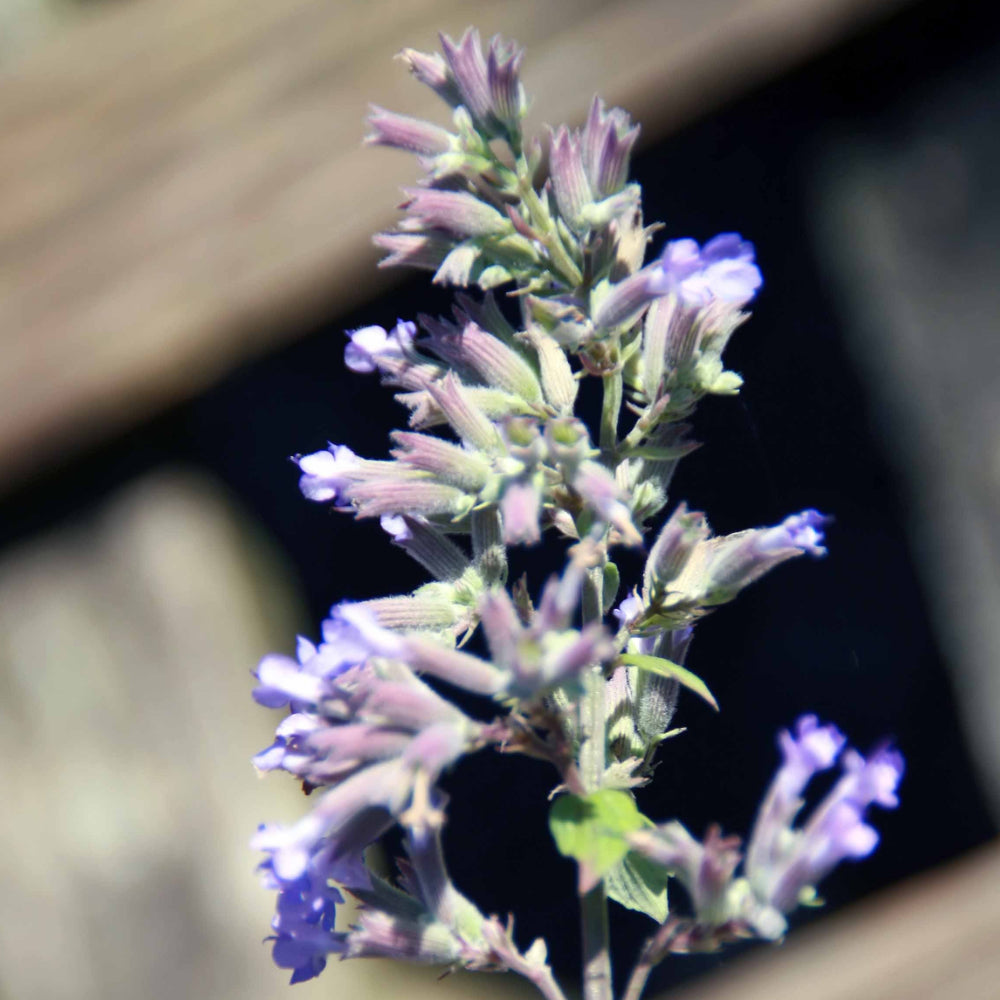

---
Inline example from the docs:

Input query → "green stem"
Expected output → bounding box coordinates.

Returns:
[579,561,606,794]
[621,953,653,1000]
[622,922,681,1000]
[581,883,613,1000]
[578,563,613,1000]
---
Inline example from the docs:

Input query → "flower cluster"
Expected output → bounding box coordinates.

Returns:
[249,29,904,1000]
[627,715,904,952]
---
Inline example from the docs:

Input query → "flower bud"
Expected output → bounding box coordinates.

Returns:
[365,106,454,156]
[401,188,510,239]
[643,503,710,600]
[581,97,640,199]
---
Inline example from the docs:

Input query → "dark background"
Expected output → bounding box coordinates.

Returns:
[1,0,997,994]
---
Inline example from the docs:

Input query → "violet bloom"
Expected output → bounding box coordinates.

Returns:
[746,716,904,914]
[699,509,831,606]
[758,509,829,557]
[295,444,360,504]
[379,513,412,542]
[649,234,762,307]
[344,320,415,374]
[252,607,388,712]
[594,233,761,331]
[613,592,643,628]
[252,636,353,710]
[256,837,370,983]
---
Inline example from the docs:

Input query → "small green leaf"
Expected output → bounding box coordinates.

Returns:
[605,851,670,923]
[619,653,719,711]
[623,443,700,461]
[601,562,621,615]
[476,264,514,290]
[708,370,743,395]
[548,790,646,878]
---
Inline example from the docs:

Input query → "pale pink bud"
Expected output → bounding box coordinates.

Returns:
[366,106,454,156]
[401,187,510,238]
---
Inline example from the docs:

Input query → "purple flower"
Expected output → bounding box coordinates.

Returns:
[594,233,763,331]
[548,100,639,233]
[252,652,326,709]
[251,637,342,709]
[379,513,411,542]
[700,509,832,605]
[777,714,847,793]
[255,835,371,983]
[839,744,905,809]
[295,445,360,504]
[400,31,525,138]
[649,234,762,307]
[344,320,415,374]
[251,616,383,713]
[746,717,904,914]
[758,509,829,557]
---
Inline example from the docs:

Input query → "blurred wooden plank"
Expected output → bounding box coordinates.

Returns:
[0,468,530,1000]
[0,0,909,491]
[664,841,1000,1000]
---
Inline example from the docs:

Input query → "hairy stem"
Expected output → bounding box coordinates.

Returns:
[516,957,572,1000]
[581,883,613,1000]
[578,562,613,1000]
[621,952,653,1000]
[622,921,681,1000]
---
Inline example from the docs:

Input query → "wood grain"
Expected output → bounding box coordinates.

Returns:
[668,841,1000,1000]
[0,0,908,490]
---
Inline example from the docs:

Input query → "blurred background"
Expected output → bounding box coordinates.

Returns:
[2,0,1000,998]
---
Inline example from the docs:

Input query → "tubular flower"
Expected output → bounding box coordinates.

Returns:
[629,716,904,945]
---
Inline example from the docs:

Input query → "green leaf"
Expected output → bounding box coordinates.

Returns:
[601,562,621,615]
[476,264,514,290]
[548,790,645,878]
[623,443,700,461]
[605,851,670,922]
[619,653,719,711]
